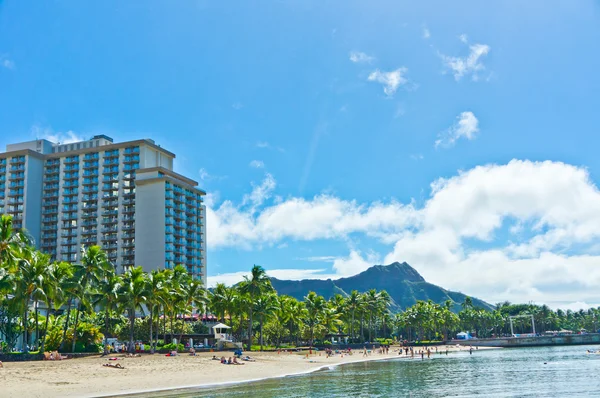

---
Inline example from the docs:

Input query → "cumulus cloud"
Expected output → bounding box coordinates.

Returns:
[31,125,84,144]
[208,160,600,306]
[440,36,490,81]
[435,111,479,148]
[249,160,265,169]
[367,68,409,97]
[349,51,375,64]
[423,27,431,39]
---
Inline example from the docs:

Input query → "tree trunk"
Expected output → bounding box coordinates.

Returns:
[351,310,355,343]
[60,298,72,352]
[129,307,135,353]
[34,300,39,351]
[247,308,253,351]
[149,304,154,354]
[259,315,263,351]
[22,300,29,353]
[71,305,82,353]
[40,300,52,353]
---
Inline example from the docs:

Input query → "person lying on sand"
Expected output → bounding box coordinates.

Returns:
[242,356,255,362]
[52,351,69,360]
[232,357,244,365]
[127,353,141,358]
[103,363,124,369]
[220,356,227,364]
[212,355,219,360]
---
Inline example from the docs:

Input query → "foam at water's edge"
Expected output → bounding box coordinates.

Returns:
[90,356,406,398]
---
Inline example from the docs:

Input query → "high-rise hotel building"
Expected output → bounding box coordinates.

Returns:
[0,136,206,285]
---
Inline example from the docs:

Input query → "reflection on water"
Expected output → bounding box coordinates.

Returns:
[150,345,600,398]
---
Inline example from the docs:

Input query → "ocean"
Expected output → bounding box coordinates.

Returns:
[149,345,600,397]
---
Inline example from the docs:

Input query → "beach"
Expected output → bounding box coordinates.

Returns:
[0,345,487,397]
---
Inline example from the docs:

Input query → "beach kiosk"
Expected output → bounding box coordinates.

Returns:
[456,332,472,340]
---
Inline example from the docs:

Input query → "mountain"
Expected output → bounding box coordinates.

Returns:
[270,262,492,312]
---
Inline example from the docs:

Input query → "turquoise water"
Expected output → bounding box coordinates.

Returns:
[150,345,600,397]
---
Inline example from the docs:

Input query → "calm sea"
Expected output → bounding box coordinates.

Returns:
[148,345,600,397]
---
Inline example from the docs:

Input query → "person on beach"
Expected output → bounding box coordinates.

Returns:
[421,351,424,360]
[232,357,244,365]
[363,346,368,357]
[469,347,473,355]
[427,349,431,358]
[103,363,124,369]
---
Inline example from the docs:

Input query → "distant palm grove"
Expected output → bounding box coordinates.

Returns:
[1,214,599,354]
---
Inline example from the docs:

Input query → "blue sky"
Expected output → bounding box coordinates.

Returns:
[1,1,600,308]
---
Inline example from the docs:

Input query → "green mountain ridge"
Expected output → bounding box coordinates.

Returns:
[270,261,492,312]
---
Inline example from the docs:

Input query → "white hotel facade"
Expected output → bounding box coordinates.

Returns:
[0,135,206,285]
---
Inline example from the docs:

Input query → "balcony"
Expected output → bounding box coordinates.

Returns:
[122,198,134,205]
[81,219,97,226]
[123,206,134,214]
[122,240,135,248]
[61,239,77,246]
[121,232,135,240]
[41,241,56,248]
[83,162,99,169]
[82,186,98,194]
[61,230,77,238]
[102,184,118,192]
[103,159,119,166]
[123,172,136,180]
[102,199,118,208]
[81,212,97,220]
[122,223,134,231]
[62,189,78,196]
[46,159,60,166]
[84,152,99,160]
[102,209,118,216]
[102,226,118,233]
[122,250,135,257]
[82,195,98,202]
[10,165,25,172]
[82,178,98,185]
[122,215,134,222]
[103,243,118,250]
[43,200,59,207]
[81,229,97,236]
[43,191,59,199]
[81,237,97,244]
[103,166,119,174]
[45,167,60,175]
[124,147,139,154]
[103,174,119,183]
[123,155,140,163]
[101,234,117,242]
[42,217,58,223]
[103,217,118,225]
[41,225,57,233]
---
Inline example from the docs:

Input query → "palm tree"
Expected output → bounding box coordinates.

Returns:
[346,291,361,343]
[13,248,48,353]
[145,270,166,353]
[177,279,206,345]
[94,271,122,354]
[239,265,273,350]
[253,293,279,350]
[40,261,73,353]
[210,283,228,322]
[70,246,112,352]
[304,291,326,348]
[121,266,147,353]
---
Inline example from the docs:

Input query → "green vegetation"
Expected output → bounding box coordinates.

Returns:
[1,214,599,354]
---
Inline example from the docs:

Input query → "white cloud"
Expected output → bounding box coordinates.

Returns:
[367,68,409,97]
[208,268,335,287]
[435,111,479,148]
[31,125,84,144]
[459,33,469,44]
[249,160,265,169]
[2,58,15,70]
[207,174,419,249]
[423,28,431,39]
[440,38,490,81]
[256,141,285,153]
[349,51,375,64]
[208,159,600,306]
[198,168,226,183]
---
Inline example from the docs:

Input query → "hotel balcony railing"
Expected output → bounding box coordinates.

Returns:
[10,165,25,171]
[63,165,79,172]
[45,167,60,175]
[81,211,98,219]
[43,191,59,198]
[81,237,97,244]
[121,240,135,248]
[122,215,134,222]
[103,159,119,166]
[102,209,118,216]
[122,198,134,205]
[42,217,58,223]
[124,147,139,154]
[121,232,135,239]
[102,226,118,233]
[81,219,97,226]
[82,187,98,194]
[82,178,98,185]
[81,229,97,235]
[103,243,118,250]
[62,255,77,262]
[101,234,117,241]
[61,214,78,222]
[123,206,134,214]
[82,162,98,169]
[102,175,119,183]
[43,200,59,207]
[84,153,99,160]
[61,239,77,246]
[122,224,134,231]
[64,156,79,164]
[44,175,60,182]
[122,250,134,257]
[103,217,118,224]
[61,230,77,238]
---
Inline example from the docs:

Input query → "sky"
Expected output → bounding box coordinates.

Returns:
[1,1,600,310]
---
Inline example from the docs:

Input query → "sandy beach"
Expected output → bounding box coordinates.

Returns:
[0,345,491,398]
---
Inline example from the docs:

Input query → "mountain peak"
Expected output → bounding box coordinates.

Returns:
[353,261,425,283]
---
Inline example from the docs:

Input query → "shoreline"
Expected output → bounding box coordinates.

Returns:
[1,345,495,398]
[99,353,408,398]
